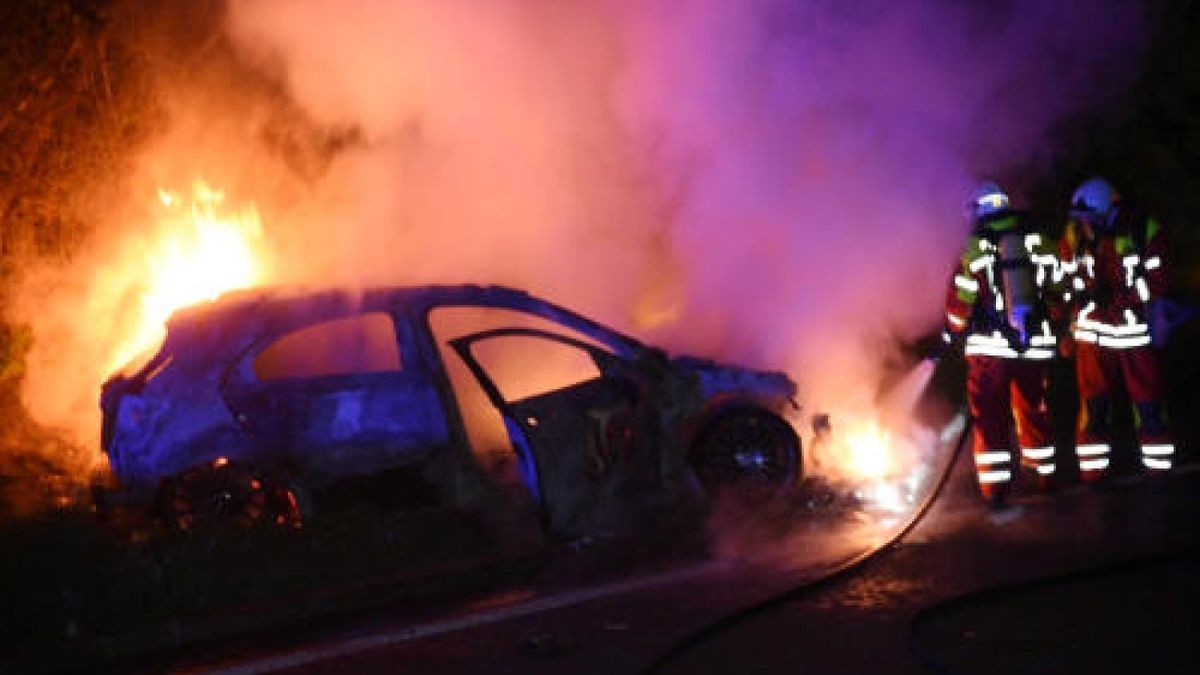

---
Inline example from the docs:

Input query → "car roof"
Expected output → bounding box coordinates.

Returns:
[165,284,644,356]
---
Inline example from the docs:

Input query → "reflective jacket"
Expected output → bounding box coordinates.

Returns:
[1058,209,1169,350]
[944,212,1060,360]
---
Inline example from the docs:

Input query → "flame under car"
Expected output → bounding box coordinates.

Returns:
[100,285,802,537]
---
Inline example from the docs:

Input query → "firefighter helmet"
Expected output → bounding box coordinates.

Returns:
[966,181,1010,221]
[1070,177,1118,224]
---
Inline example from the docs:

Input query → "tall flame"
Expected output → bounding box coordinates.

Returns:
[105,180,267,374]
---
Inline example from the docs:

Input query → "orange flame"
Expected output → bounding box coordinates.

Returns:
[842,421,895,481]
[106,180,268,374]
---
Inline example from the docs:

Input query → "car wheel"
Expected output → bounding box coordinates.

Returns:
[157,459,303,531]
[690,409,800,497]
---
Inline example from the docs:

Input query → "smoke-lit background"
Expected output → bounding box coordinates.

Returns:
[2,0,1182,486]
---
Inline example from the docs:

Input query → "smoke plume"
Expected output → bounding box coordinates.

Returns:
[12,0,1148,474]
[224,0,1146,402]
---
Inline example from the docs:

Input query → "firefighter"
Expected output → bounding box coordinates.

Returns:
[1059,177,1175,481]
[943,181,1060,507]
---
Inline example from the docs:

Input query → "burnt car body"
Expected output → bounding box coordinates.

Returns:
[100,285,801,537]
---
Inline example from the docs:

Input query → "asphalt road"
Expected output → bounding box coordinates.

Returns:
[155,423,1200,675]
[648,455,1200,674]
[145,416,960,675]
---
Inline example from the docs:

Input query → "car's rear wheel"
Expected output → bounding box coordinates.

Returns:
[690,409,801,498]
[157,459,303,531]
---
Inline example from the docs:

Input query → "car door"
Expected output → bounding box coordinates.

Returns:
[222,311,450,483]
[449,328,662,538]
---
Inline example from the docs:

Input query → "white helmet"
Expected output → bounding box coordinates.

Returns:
[966,180,1010,221]
[1070,177,1117,222]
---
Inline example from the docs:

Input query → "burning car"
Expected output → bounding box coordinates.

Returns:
[100,285,802,537]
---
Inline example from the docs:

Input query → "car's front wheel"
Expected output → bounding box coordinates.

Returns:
[690,409,801,498]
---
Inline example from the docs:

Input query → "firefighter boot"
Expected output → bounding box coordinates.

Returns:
[978,478,1011,510]
[1135,401,1175,474]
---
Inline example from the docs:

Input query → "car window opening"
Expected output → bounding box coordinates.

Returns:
[253,312,402,381]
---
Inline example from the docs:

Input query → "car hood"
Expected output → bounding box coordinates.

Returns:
[669,355,798,407]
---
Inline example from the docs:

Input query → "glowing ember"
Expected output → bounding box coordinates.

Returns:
[106,181,268,374]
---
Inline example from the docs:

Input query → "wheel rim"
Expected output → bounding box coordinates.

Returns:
[161,459,301,531]
[693,412,798,495]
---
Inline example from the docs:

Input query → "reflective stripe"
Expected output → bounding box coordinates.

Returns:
[1036,465,1056,475]
[1143,457,1172,471]
[964,332,1055,360]
[1136,278,1150,302]
[1122,255,1141,287]
[966,344,1019,358]
[978,470,1012,484]
[1079,457,1110,471]
[966,332,1016,356]
[955,275,979,292]
[1075,305,1150,347]
[964,344,1054,360]
[1022,447,1054,460]
[1076,444,1110,457]
[1142,444,1175,457]
[1144,256,1162,270]
[1030,322,1056,347]
[1076,315,1148,337]
[1073,277,1086,291]
[1026,233,1042,249]
[947,313,967,329]
[1098,334,1151,349]
[1075,294,1147,345]
[975,451,1011,465]
[969,255,995,273]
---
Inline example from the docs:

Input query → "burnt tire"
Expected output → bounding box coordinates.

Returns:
[157,459,303,531]
[690,409,801,497]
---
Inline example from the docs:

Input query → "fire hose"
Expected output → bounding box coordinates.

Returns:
[642,404,967,674]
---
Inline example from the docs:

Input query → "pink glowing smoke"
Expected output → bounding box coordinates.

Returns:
[11,0,1148,465]
[225,0,1145,407]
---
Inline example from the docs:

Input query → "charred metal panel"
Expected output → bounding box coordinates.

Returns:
[101,284,801,534]
[670,355,797,409]
[287,380,449,483]
[107,346,251,498]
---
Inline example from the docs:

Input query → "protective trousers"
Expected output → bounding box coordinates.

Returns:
[967,354,1056,502]
[1075,341,1174,480]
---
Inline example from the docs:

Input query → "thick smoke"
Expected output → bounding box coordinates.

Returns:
[225,0,1145,405]
[12,0,1148,473]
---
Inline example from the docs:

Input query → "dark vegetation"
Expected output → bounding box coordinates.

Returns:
[0,0,349,515]
[1,0,1199,668]
[1024,0,1200,296]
